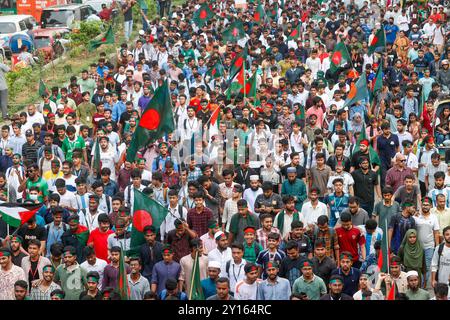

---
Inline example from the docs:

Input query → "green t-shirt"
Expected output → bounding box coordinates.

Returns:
[26,177,49,202]
[243,241,263,264]
[405,288,431,301]
[292,276,327,300]
[61,136,86,161]
[78,78,96,97]
[54,264,87,300]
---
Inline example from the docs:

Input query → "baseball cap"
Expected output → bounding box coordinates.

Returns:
[25,129,33,136]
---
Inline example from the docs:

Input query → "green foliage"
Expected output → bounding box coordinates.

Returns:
[6,67,34,102]
[68,21,103,47]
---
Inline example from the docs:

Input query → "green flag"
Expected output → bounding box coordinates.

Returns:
[126,80,174,163]
[329,42,351,74]
[294,104,305,120]
[344,73,369,107]
[254,3,267,25]
[88,25,114,52]
[193,3,215,28]
[189,251,205,300]
[267,2,279,21]
[229,49,246,80]
[378,219,390,273]
[418,87,425,117]
[222,20,246,43]
[368,28,386,56]
[370,61,383,103]
[287,24,301,41]
[117,248,130,300]
[205,61,224,79]
[129,189,169,257]
[39,79,49,97]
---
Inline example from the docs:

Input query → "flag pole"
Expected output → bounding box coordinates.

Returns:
[243,58,246,105]
[189,250,198,299]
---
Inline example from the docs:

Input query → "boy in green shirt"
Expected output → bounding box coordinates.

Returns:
[242,226,263,264]
[61,125,86,162]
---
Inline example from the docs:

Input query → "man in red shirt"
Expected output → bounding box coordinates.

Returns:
[87,213,114,262]
[335,211,366,269]
[98,2,116,21]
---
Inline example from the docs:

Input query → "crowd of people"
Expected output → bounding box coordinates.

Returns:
[0,0,450,301]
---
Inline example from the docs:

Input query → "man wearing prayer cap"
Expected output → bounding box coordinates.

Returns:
[405,270,431,300]
[201,260,221,299]
[207,231,232,273]
[242,176,262,214]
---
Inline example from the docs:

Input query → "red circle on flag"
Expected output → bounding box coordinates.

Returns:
[232,28,239,37]
[371,36,378,46]
[133,210,153,232]
[140,109,160,130]
[254,12,260,21]
[200,10,207,19]
[332,51,342,65]
[348,83,357,99]
[290,29,298,37]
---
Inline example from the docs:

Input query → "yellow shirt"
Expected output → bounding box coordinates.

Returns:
[430,208,450,236]
[43,170,64,191]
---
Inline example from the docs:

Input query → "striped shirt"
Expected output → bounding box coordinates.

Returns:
[30,282,61,300]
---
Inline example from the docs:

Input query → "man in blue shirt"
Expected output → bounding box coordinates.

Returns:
[201,261,220,299]
[330,252,361,296]
[324,178,350,227]
[256,261,291,300]
[112,90,127,122]
[385,17,399,44]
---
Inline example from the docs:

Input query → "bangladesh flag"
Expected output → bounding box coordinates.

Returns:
[92,138,102,178]
[254,4,267,25]
[128,189,169,257]
[126,80,174,163]
[267,2,279,21]
[418,88,425,118]
[370,61,383,103]
[117,248,130,300]
[229,49,247,80]
[353,123,381,170]
[294,104,305,120]
[73,224,89,246]
[193,3,215,28]
[344,72,369,108]
[189,251,205,300]
[386,281,396,300]
[0,204,42,228]
[287,24,301,41]
[329,42,351,74]
[88,25,114,52]
[205,62,224,79]
[222,20,246,43]
[368,28,386,56]
[39,79,49,97]
[240,71,257,97]
[377,218,390,273]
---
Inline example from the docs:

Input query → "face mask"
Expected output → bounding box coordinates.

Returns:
[29,194,38,200]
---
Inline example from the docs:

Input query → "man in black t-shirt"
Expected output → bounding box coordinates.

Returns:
[16,216,47,254]
[10,235,27,267]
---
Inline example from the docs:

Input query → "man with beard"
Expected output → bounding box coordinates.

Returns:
[0,248,27,300]
[256,261,291,300]
[351,157,381,217]
[331,252,361,296]
[281,152,307,182]
[53,246,87,300]
[29,265,61,300]
[61,214,90,263]
[292,259,327,300]
[79,271,102,300]
[234,263,262,300]
[9,236,27,267]
[320,274,354,300]
[201,261,221,299]
[242,176,263,215]
[207,277,235,300]
[311,240,336,286]
[405,270,431,300]
[279,240,307,287]
[18,163,49,203]
[102,246,131,291]
[281,167,307,212]
[350,139,379,172]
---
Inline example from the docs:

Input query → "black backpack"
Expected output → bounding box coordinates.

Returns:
[435,243,445,281]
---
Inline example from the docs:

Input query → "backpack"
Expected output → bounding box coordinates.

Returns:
[308,147,326,168]
[435,243,445,281]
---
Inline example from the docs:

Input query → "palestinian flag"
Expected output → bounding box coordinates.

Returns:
[0,204,42,228]
[189,251,205,300]
[39,79,49,97]
[254,4,267,25]
[128,189,169,256]
[126,80,174,163]
[344,72,369,107]
[222,20,246,43]
[92,138,102,178]
[88,25,114,52]
[386,281,396,300]
[205,62,224,79]
[353,123,381,170]
[329,42,351,74]
[193,3,215,28]
[229,50,246,80]
[73,224,89,246]
[210,106,221,128]
[378,218,390,273]
[368,28,386,56]
[117,247,130,300]
[287,24,301,41]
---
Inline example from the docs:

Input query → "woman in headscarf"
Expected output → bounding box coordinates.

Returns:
[351,112,364,143]
[398,229,427,287]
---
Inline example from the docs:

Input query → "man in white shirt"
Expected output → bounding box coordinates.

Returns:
[402,140,418,174]
[243,176,263,214]
[234,263,262,300]
[79,194,105,232]
[305,50,321,79]
[179,105,200,143]
[80,246,108,290]
[300,188,328,232]
[208,231,232,273]
[160,190,188,241]
[25,104,45,128]
[220,243,246,295]
[123,169,146,213]
[54,178,77,214]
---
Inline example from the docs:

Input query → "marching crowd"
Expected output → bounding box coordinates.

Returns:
[0,0,450,301]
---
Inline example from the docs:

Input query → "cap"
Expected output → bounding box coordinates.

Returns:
[57,104,64,109]
[208,261,221,269]
[406,270,419,278]
[287,167,297,174]
[214,231,226,241]
[249,175,259,181]
[301,260,313,268]
[25,129,33,136]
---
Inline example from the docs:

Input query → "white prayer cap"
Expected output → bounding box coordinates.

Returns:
[249,175,260,181]
[208,261,221,269]
[214,231,225,241]
[406,270,419,278]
